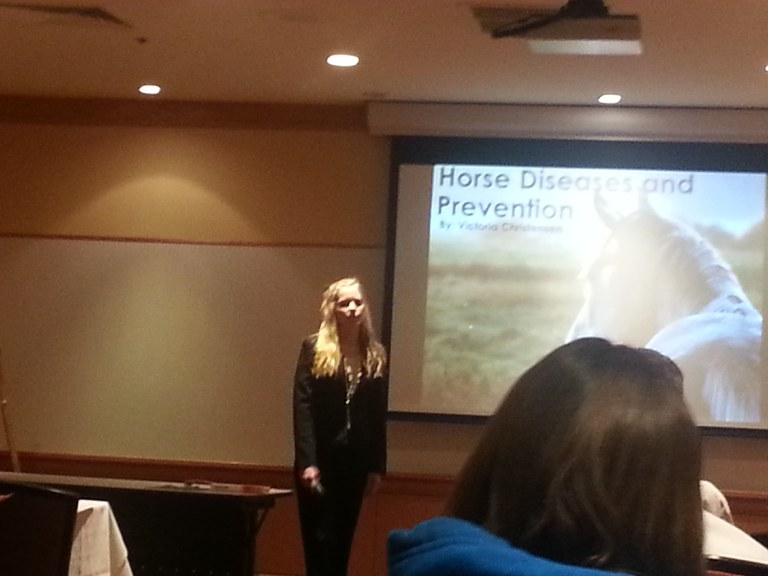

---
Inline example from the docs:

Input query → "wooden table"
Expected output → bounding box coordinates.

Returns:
[0,471,291,576]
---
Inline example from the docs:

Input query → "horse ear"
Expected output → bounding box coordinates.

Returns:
[594,191,623,229]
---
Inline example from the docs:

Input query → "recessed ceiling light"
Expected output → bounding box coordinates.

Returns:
[326,53,359,67]
[138,84,161,95]
[598,93,622,104]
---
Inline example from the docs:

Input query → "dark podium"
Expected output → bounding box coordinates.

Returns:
[0,471,291,576]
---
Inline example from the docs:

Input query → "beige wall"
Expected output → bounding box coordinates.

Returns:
[0,122,388,246]
[0,104,766,491]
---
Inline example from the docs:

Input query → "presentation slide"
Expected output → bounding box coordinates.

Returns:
[389,163,766,429]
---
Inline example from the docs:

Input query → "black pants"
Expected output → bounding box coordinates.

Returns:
[295,458,368,576]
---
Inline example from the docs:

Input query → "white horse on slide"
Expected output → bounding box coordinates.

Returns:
[567,194,763,424]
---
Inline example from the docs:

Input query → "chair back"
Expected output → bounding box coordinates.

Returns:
[0,480,79,576]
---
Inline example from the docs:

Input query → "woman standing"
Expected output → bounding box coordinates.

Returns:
[293,277,388,576]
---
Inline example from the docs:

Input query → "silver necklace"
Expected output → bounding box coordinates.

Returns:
[343,358,362,431]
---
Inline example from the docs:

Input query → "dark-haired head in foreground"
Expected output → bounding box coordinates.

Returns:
[446,337,703,576]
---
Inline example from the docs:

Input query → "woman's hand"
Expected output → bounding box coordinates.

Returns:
[301,466,322,492]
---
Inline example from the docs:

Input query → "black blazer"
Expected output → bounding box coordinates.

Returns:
[293,335,387,476]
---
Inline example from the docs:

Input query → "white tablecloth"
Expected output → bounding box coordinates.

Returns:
[69,499,134,576]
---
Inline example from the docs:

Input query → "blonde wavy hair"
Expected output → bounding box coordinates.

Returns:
[312,277,387,379]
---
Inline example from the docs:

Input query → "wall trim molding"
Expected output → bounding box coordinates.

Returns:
[0,232,383,251]
[0,96,368,130]
[0,451,453,495]
[2,450,765,516]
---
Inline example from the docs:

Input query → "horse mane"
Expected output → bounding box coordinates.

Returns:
[613,208,754,321]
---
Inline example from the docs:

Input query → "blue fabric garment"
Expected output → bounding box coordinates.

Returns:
[388,518,624,576]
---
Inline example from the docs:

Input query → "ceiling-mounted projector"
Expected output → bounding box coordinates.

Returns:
[472,0,642,55]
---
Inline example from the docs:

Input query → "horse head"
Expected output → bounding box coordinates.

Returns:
[567,193,751,347]
[569,192,763,423]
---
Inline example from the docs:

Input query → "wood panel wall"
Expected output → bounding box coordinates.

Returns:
[2,452,766,576]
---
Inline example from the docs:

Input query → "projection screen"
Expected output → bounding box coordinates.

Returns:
[385,137,768,433]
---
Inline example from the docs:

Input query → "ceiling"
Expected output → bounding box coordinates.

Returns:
[0,0,767,109]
